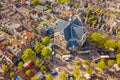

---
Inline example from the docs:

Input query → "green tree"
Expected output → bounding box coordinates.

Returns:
[59,71,67,80]
[90,32,109,48]
[116,32,120,38]
[57,0,70,3]
[10,72,15,77]
[89,32,103,45]
[22,48,36,62]
[25,70,31,76]
[40,66,47,72]
[104,40,116,51]
[34,41,44,54]
[83,60,88,65]
[41,48,51,59]
[32,0,40,5]
[116,41,120,52]
[45,4,52,9]
[108,60,115,67]
[74,3,79,8]
[86,6,93,18]
[2,64,8,72]
[18,62,23,69]
[86,67,93,74]
[31,76,38,80]
[0,3,2,9]
[116,53,120,65]
[76,78,86,80]
[46,74,53,80]
[42,36,50,46]
[97,60,106,70]
[35,59,41,66]
[72,68,80,78]
[74,61,80,66]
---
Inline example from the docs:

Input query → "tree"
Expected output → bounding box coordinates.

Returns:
[0,3,2,9]
[89,32,103,45]
[45,4,52,9]
[34,41,44,54]
[83,60,88,65]
[25,70,31,76]
[31,76,38,80]
[108,60,115,67]
[22,48,36,62]
[74,61,80,66]
[32,0,40,5]
[18,62,23,69]
[76,78,86,80]
[116,53,120,65]
[59,71,67,80]
[41,48,51,59]
[96,8,100,13]
[97,60,106,70]
[86,6,93,18]
[46,74,53,80]
[10,72,15,77]
[104,40,116,51]
[90,33,109,47]
[74,3,79,8]
[35,59,41,66]
[116,41,120,52]
[40,66,47,72]
[72,68,80,78]
[57,0,70,3]
[86,67,93,74]
[2,64,8,72]
[42,36,50,46]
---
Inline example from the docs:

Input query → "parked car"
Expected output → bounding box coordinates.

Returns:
[78,48,91,54]
[50,71,58,75]
[23,61,34,68]
[62,54,73,61]
[93,58,100,63]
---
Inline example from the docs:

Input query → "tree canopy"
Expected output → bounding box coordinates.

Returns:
[34,41,44,54]
[40,65,47,72]
[108,60,115,67]
[90,32,109,47]
[72,68,80,78]
[10,72,15,77]
[18,61,23,69]
[32,0,40,5]
[83,60,88,65]
[41,48,51,59]
[42,36,50,46]
[97,60,106,70]
[74,61,80,66]
[76,78,87,80]
[56,0,70,3]
[104,39,116,51]
[116,41,120,52]
[2,64,8,72]
[35,59,41,66]
[46,74,53,80]
[25,70,31,76]
[116,53,120,65]
[86,67,93,74]
[22,48,36,62]
[31,76,38,80]
[59,71,67,80]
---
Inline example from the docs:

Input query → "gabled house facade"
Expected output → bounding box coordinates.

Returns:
[54,18,87,50]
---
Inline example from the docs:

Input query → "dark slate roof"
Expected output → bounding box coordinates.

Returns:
[72,18,83,26]
[54,20,70,31]
[55,18,86,48]
[67,38,79,48]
